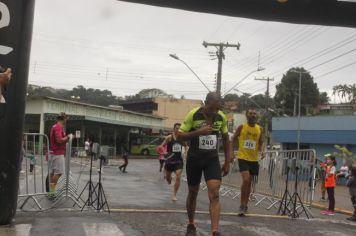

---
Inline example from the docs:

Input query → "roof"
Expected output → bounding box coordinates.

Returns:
[27,96,163,120]
[119,0,356,28]
[119,97,203,105]
[119,98,155,105]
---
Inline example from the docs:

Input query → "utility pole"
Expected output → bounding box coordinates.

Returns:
[203,41,240,96]
[290,69,308,150]
[254,77,274,146]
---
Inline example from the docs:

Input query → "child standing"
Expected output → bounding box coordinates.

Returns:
[346,164,356,221]
[322,155,337,216]
[319,157,328,201]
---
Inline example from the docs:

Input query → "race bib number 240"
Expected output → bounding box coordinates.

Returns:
[199,135,217,150]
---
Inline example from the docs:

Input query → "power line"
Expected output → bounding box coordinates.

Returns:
[308,48,356,70]
[266,33,356,78]
[315,60,356,79]
[248,39,356,95]
[223,26,321,77]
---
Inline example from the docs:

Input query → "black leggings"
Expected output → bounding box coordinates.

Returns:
[120,157,128,171]
[326,187,335,211]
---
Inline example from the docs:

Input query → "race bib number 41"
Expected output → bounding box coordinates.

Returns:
[244,140,257,150]
[172,143,182,153]
[199,135,217,150]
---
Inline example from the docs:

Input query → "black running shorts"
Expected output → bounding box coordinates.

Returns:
[238,159,259,176]
[186,156,221,186]
[165,162,184,172]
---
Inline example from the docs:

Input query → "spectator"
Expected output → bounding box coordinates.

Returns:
[337,160,350,184]
[85,138,90,157]
[322,155,337,216]
[319,157,328,201]
[0,67,12,104]
[346,163,356,221]
[119,143,129,173]
[156,144,167,172]
[49,112,71,196]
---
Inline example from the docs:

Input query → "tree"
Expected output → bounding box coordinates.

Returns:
[27,85,119,107]
[274,67,322,116]
[332,84,356,104]
[223,93,239,102]
[137,88,168,99]
[319,92,330,105]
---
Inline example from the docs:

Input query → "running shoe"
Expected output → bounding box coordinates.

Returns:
[47,192,56,200]
[186,224,197,236]
[171,195,177,201]
[325,211,335,216]
[238,206,247,216]
[321,210,329,215]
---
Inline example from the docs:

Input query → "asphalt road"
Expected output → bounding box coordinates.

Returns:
[1,159,355,236]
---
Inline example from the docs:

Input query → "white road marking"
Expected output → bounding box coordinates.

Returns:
[241,226,287,236]
[0,224,32,236]
[83,223,125,236]
[302,218,356,227]
[317,231,352,236]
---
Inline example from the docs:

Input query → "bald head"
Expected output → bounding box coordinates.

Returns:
[205,92,220,103]
[204,92,221,114]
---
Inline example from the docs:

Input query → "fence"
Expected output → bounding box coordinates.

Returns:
[17,133,50,211]
[191,149,317,217]
[17,134,83,211]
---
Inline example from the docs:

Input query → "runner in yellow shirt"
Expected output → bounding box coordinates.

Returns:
[231,108,264,216]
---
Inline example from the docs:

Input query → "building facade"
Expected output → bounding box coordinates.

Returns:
[25,97,163,153]
[272,115,356,167]
[120,97,203,129]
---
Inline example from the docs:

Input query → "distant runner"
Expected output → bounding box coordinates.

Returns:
[231,108,264,216]
[159,123,187,201]
[177,92,230,236]
[156,144,167,172]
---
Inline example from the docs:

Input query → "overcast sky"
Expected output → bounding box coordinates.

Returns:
[29,0,356,101]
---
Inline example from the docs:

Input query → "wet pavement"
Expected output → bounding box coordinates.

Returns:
[1,158,355,236]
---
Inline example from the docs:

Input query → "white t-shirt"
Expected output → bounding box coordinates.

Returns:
[339,165,349,177]
[85,141,90,151]
[329,166,336,175]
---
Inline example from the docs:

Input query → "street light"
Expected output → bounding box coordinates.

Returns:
[223,67,265,96]
[169,54,211,92]
[267,108,289,117]
[290,69,308,150]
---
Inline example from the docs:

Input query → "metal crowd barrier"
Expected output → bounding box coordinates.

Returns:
[51,136,82,208]
[71,147,87,157]
[191,149,317,217]
[17,134,83,211]
[17,133,50,211]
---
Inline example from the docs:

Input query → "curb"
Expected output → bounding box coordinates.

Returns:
[311,203,353,215]
[108,208,288,219]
